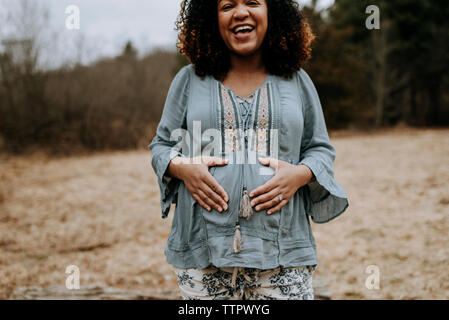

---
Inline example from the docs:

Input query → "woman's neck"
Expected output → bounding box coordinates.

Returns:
[228,50,267,79]
[222,50,268,98]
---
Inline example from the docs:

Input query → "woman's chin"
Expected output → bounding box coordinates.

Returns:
[230,46,262,58]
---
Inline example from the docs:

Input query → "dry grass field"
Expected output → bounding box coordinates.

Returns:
[0,128,448,299]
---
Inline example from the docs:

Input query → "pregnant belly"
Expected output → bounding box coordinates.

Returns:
[203,160,279,235]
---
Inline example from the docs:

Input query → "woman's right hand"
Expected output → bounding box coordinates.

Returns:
[168,156,229,212]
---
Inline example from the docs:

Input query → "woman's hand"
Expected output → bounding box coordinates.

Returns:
[168,156,229,213]
[249,157,315,215]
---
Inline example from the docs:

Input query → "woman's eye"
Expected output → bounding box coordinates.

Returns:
[221,4,233,10]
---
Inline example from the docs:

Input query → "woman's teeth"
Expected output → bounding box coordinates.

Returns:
[233,26,254,34]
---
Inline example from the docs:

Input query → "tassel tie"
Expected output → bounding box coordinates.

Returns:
[232,187,254,254]
[239,188,253,220]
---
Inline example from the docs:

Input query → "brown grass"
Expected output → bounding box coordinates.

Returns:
[1,128,448,299]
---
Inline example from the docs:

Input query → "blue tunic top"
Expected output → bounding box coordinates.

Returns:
[149,64,349,270]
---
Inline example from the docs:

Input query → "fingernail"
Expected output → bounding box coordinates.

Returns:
[256,206,260,211]
[224,204,228,210]
[251,201,255,206]
[207,207,211,212]
[218,207,222,212]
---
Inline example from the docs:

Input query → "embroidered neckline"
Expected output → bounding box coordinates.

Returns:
[217,79,273,156]
[236,95,254,103]
[216,74,271,102]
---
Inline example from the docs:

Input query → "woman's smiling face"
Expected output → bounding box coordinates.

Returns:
[217,0,268,57]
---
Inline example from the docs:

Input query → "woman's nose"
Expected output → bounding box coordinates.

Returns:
[233,5,250,19]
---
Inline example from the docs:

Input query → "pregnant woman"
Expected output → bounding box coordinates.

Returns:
[149,0,349,300]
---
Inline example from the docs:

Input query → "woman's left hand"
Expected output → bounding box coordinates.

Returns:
[249,157,314,215]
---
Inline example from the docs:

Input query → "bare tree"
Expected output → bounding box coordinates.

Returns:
[0,0,52,151]
[0,0,51,71]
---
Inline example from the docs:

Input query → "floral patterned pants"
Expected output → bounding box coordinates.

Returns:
[173,264,317,300]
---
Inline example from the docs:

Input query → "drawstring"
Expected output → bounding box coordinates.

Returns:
[231,98,256,255]
[230,267,256,288]
[230,96,257,291]
[232,187,254,254]
[231,267,241,288]
[232,223,241,253]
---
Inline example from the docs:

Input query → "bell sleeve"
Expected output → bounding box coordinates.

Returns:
[297,69,349,223]
[148,65,191,219]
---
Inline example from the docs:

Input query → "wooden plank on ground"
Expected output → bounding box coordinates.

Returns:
[10,276,331,300]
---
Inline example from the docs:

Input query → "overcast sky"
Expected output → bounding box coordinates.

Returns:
[1,0,334,68]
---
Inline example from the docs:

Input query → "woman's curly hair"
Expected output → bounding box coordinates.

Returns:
[176,0,315,80]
